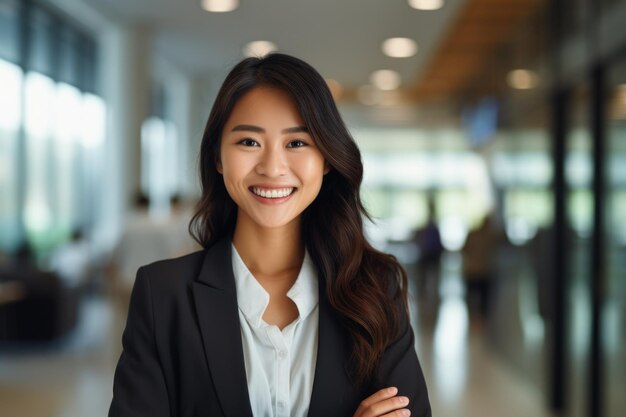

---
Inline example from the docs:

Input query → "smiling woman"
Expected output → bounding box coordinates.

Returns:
[217,87,329,230]
[109,53,431,417]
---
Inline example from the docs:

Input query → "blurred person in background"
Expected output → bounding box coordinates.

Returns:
[109,53,431,417]
[462,214,497,322]
[107,193,199,310]
[413,197,443,310]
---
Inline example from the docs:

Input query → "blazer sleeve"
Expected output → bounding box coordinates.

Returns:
[375,298,432,417]
[109,267,171,417]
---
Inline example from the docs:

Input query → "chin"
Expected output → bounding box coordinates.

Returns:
[253,216,301,230]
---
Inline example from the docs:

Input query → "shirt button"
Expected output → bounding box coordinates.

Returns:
[278,350,287,359]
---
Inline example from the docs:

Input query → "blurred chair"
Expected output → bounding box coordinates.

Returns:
[0,265,80,343]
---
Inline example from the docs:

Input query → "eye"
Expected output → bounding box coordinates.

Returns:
[287,139,307,148]
[237,138,259,147]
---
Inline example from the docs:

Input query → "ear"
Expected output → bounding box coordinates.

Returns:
[216,159,223,174]
[323,161,331,175]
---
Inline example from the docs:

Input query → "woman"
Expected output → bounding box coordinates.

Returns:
[109,53,430,417]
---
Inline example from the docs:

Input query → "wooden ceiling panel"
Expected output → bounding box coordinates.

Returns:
[411,0,546,101]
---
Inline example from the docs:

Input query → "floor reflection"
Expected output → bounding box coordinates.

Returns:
[432,294,468,403]
[409,252,553,417]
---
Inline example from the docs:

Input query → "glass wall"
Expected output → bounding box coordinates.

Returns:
[0,1,104,257]
[604,57,626,417]
[556,1,626,415]
[0,0,22,252]
[565,84,593,417]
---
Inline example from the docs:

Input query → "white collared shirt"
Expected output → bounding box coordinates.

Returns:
[231,243,319,417]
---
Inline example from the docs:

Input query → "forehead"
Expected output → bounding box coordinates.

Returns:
[225,86,304,128]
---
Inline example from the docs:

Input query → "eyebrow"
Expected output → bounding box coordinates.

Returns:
[231,124,309,134]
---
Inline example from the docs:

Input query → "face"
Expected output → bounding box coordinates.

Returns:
[217,86,330,232]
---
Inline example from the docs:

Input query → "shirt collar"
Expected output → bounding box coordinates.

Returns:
[231,242,319,328]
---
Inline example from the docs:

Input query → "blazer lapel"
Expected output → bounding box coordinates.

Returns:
[307,280,358,417]
[191,237,253,417]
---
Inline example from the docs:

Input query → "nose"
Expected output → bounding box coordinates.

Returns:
[255,145,288,177]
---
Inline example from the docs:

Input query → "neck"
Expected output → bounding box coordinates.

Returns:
[232,216,304,278]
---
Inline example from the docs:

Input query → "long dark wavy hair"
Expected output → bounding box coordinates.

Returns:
[189,53,409,387]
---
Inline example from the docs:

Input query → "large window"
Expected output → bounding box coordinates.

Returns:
[141,116,178,218]
[0,0,21,251]
[0,1,104,255]
[0,59,22,251]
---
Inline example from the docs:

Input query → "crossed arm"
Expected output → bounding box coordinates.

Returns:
[354,386,413,417]
[355,300,431,417]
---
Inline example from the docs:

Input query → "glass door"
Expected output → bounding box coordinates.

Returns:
[604,57,626,417]
[565,84,593,417]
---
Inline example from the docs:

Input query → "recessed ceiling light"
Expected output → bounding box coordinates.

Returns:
[201,0,239,13]
[243,41,277,58]
[382,37,418,58]
[507,69,539,89]
[370,70,401,91]
[408,0,444,11]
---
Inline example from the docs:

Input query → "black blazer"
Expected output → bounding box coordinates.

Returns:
[109,236,431,417]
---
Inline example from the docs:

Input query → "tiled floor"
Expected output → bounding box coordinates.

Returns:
[408,265,553,417]
[416,307,551,417]
[0,276,553,417]
[0,297,120,417]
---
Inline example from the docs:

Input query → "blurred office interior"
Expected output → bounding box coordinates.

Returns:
[0,0,625,416]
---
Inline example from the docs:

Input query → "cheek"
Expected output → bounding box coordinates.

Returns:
[221,151,250,178]
[222,169,246,196]
[297,154,326,183]
[220,154,251,197]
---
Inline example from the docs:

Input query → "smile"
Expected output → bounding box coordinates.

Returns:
[250,186,296,199]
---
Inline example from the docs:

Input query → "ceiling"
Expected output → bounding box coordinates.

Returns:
[47,0,546,119]
[412,0,546,101]
[71,0,465,95]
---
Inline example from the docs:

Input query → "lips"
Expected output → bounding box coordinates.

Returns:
[249,186,297,199]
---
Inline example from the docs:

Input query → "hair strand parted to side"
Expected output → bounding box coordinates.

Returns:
[189,53,409,387]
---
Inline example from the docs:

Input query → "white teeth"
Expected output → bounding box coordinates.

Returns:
[252,187,294,199]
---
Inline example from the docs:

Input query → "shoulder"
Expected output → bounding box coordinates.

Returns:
[141,249,206,272]
[137,250,207,290]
